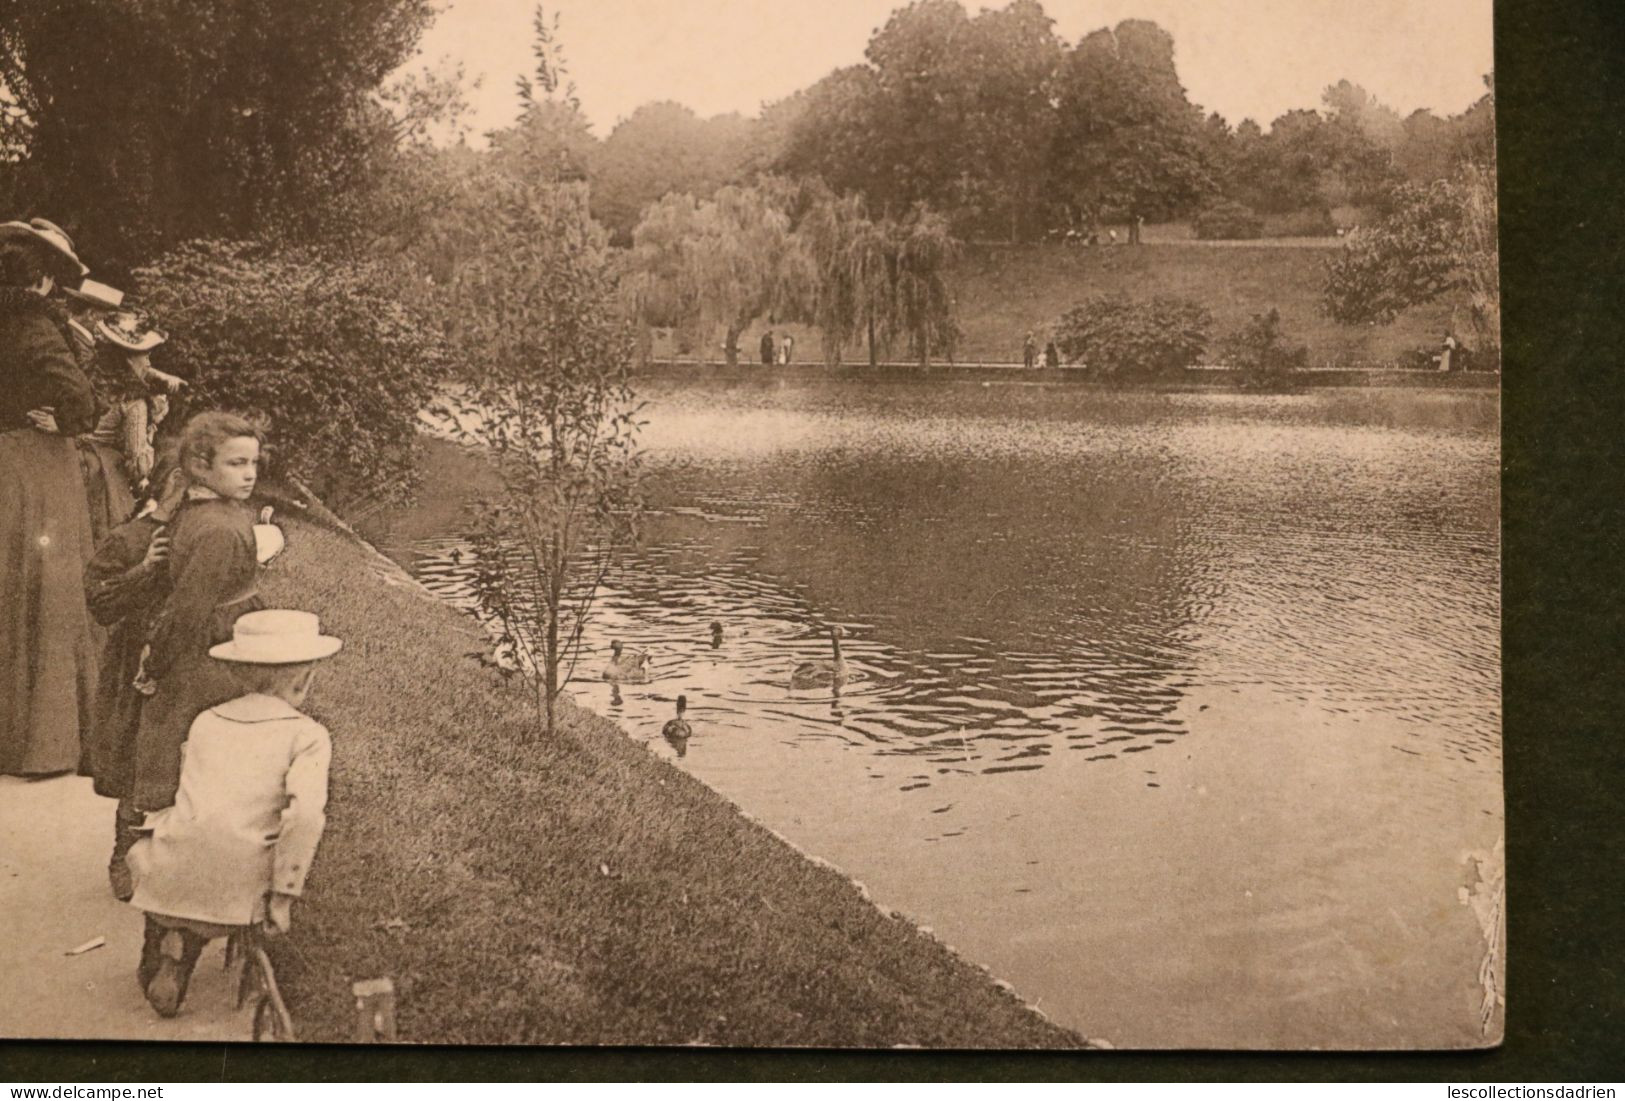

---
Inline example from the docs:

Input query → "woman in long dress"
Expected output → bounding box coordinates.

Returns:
[0,218,102,777]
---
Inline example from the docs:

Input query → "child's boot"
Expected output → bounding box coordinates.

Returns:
[108,800,142,901]
[143,923,206,1018]
[136,914,165,991]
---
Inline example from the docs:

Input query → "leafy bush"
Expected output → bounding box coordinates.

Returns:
[1221,309,1308,390]
[1266,207,1336,238]
[1054,294,1212,377]
[1193,200,1263,241]
[133,239,449,513]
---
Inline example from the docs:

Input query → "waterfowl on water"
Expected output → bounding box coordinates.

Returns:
[662,695,693,757]
[791,625,848,691]
[602,640,652,683]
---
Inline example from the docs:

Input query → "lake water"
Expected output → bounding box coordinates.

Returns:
[395,380,1501,1049]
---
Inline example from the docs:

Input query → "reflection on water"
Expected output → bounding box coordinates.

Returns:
[397,382,1501,1049]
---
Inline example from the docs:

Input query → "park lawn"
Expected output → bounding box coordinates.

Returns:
[950,241,1459,366]
[643,238,1458,370]
[257,499,1083,1047]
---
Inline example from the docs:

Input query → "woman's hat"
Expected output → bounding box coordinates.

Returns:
[96,310,167,352]
[208,610,342,665]
[62,278,125,310]
[0,217,89,278]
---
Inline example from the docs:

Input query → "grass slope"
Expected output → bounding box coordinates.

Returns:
[951,242,1459,365]
[259,502,1082,1047]
[648,239,1459,370]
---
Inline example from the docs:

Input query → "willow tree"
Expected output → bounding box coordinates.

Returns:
[893,204,961,367]
[622,183,809,365]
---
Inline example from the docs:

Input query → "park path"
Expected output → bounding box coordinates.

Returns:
[0,774,251,1042]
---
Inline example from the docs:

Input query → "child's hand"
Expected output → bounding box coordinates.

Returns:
[141,533,171,570]
[26,407,59,434]
[259,506,275,525]
[264,893,295,936]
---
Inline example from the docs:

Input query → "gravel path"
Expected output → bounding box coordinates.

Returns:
[0,774,252,1042]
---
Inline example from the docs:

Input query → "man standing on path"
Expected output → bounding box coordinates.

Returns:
[760,330,775,366]
[1023,330,1037,369]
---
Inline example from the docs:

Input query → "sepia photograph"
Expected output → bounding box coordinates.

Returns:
[0,0,1500,1052]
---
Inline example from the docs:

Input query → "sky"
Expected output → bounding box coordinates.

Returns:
[410,0,1495,140]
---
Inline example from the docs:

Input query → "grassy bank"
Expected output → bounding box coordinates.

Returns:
[258,494,1083,1046]
[644,238,1463,369]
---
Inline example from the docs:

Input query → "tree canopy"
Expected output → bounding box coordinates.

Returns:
[0,0,438,269]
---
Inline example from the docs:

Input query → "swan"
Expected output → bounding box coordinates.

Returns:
[791,625,848,691]
[602,640,652,683]
[662,695,693,757]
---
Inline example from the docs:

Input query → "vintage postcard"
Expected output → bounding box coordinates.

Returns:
[0,0,1500,1049]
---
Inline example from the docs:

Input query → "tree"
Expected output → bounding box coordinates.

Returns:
[0,0,438,269]
[486,5,597,186]
[621,184,809,365]
[1321,167,1500,354]
[796,188,906,367]
[1054,294,1211,376]
[892,204,961,367]
[951,1,1063,240]
[775,65,890,205]
[432,7,644,739]
[133,240,449,515]
[1049,21,1213,234]
[1220,308,1308,390]
[590,102,752,242]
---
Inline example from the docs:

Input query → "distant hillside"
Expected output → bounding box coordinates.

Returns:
[950,241,1461,367]
[648,238,1465,369]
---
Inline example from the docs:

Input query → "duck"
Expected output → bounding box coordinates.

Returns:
[791,625,848,691]
[662,695,693,757]
[602,640,652,683]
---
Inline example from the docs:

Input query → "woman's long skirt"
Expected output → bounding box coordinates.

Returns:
[77,438,136,548]
[0,428,99,776]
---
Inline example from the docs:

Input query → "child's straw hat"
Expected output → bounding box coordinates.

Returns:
[209,610,342,665]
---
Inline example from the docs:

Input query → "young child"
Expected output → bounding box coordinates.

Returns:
[84,459,186,901]
[127,609,340,1017]
[131,411,267,815]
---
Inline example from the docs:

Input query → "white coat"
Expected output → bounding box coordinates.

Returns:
[128,693,330,926]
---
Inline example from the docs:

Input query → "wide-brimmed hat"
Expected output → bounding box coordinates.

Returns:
[62,278,124,310]
[96,310,167,352]
[0,218,89,278]
[208,610,342,665]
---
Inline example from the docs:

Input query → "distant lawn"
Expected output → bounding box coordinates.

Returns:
[645,236,1457,370]
[259,487,1083,1047]
[951,241,1457,366]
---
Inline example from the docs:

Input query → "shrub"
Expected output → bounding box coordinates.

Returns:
[1266,207,1337,238]
[1220,309,1308,390]
[133,239,449,514]
[1054,294,1212,377]
[1193,200,1264,241]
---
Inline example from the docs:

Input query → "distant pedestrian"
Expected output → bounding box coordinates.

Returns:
[760,330,774,366]
[1022,330,1037,369]
[1044,340,1060,368]
[1438,332,1459,372]
[1107,228,1118,245]
[1130,214,1145,245]
[779,333,794,365]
